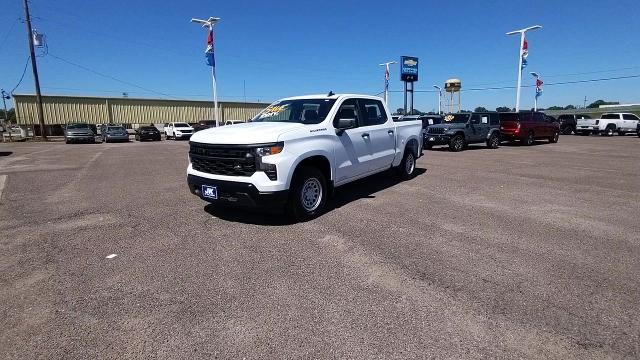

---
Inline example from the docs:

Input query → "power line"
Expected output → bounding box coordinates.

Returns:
[0,18,20,53]
[10,56,31,95]
[46,53,178,99]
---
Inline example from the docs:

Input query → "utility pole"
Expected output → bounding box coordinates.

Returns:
[583,96,587,109]
[506,25,542,112]
[22,0,46,140]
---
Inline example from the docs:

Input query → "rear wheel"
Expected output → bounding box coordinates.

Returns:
[286,167,327,221]
[449,134,465,152]
[549,130,559,143]
[603,125,615,136]
[486,132,500,149]
[396,148,416,180]
[562,126,574,135]
[522,131,534,146]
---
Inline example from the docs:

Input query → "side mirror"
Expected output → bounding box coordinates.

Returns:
[335,118,356,135]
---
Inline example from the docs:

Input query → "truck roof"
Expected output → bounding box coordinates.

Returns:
[279,94,384,102]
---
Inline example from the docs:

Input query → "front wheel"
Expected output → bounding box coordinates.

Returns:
[549,130,559,143]
[286,167,327,221]
[486,132,500,149]
[449,135,465,152]
[562,126,574,135]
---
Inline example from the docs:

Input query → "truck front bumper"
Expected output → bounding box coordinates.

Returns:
[187,174,288,209]
[424,134,450,146]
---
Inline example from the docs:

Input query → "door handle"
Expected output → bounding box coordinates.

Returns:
[388,130,394,135]
[361,133,370,138]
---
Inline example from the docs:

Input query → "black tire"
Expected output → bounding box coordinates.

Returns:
[603,125,615,136]
[486,132,500,149]
[396,148,417,180]
[580,131,591,136]
[65,139,70,144]
[522,131,534,146]
[549,130,559,143]
[617,131,625,136]
[562,126,574,135]
[286,166,327,221]
[449,134,465,152]
[637,131,640,138]
[424,143,432,150]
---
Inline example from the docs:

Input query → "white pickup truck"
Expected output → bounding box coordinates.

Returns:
[187,94,423,220]
[164,122,195,140]
[575,113,640,136]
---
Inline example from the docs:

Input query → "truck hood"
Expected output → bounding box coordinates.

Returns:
[429,123,466,130]
[189,122,304,144]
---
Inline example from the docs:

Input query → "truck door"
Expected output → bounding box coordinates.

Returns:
[468,114,483,142]
[622,114,639,131]
[358,98,396,172]
[332,99,372,183]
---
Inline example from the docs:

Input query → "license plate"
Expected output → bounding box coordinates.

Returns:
[201,185,218,200]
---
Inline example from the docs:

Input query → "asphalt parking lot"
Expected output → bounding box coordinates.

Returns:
[1,135,639,359]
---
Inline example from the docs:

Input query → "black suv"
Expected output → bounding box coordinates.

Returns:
[424,112,501,151]
[557,114,592,135]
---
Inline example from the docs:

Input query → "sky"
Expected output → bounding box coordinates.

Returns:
[0,0,639,113]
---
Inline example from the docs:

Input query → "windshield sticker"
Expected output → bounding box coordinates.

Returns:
[259,104,289,119]
[444,114,455,122]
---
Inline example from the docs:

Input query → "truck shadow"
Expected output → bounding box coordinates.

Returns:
[203,167,427,226]
[0,151,13,156]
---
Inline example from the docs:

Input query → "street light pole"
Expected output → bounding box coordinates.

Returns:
[22,0,46,139]
[530,72,539,111]
[378,61,396,105]
[506,25,542,112]
[191,17,221,126]
[433,85,442,114]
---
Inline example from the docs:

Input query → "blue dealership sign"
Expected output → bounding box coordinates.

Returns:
[400,56,419,82]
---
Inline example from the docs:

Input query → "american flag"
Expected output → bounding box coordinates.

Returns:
[205,27,215,67]
[535,77,543,98]
[384,63,390,92]
[521,38,528,70]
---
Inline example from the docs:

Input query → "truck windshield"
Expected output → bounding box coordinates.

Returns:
[443,114,470,123]
[67,123,89,129]
[251,99,337,124]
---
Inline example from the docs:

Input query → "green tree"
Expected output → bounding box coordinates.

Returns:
[546,106,564,110]
[394,108,405,115]
[564,105,576,110]
[474,106,489,112]
[495,106,511,112]
[587,100,619,109]
[0,108,16,123]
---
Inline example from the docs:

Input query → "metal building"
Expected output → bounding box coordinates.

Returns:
[12,94,269,135]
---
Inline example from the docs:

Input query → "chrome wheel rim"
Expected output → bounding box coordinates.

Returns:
[454,138,463,150]
[405,153,415,174]
[491,135,499,147]
[300,178,322,212]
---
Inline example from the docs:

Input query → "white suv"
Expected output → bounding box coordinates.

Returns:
[576,113,640,136]
[164,122,194,140]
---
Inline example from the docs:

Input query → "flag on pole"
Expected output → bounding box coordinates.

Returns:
[205,27,215,67]
[384,63,390,92]
[535,77,543,98]
[521,38,529,70]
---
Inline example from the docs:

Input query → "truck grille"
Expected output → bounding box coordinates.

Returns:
[427,127,445,134]
[189,142,256,177]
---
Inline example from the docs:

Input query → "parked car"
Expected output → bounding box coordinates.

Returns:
[499,112,560,145]
[193,120,217,132]
[557,114,592,135]
[575,113,640,136]
[135,125,161,141]
[164,122,194,140]
[224,120,245,126]
[424,112,500,151]
[102,125,130,143]
[64,123,96,144]
[186,94,423,220]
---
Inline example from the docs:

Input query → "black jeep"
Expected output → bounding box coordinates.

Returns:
[424,112,501,152]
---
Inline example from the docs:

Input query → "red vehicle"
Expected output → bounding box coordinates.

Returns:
[499,112,560,145]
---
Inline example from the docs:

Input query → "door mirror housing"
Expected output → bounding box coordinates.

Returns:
[335,118,356,135]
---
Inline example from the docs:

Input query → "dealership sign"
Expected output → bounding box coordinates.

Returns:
[400,56,419,82]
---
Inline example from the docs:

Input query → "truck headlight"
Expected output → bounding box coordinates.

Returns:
[256,142,283,157]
